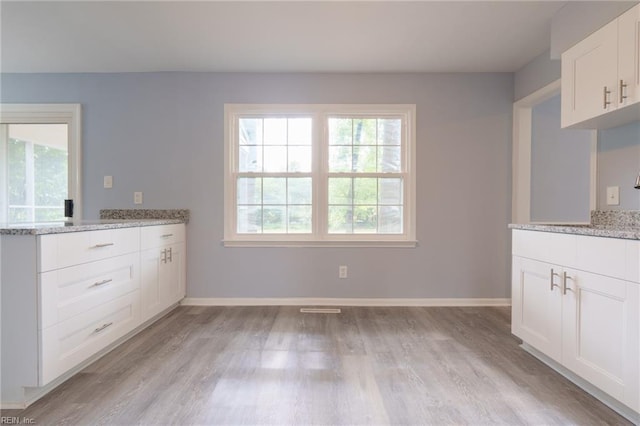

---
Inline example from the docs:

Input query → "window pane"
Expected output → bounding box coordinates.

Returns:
[237,206,262,233]
[7,124,69,223]
[378,119,401,145]
[264,118,287,145]
[237,177,262,205]
[328,178,352,205]
[329,118,352,145]
[239,119,263,145]
[353,119,376,145]
[288,206,312,233]
[263,178,286,204]
[263,146,287,172]
[354,206,377,233]
[379,178,403,205]
[34,144,68,207]
[354,178,377,205]
[377,146,401,172]
[379,206,402,233]
[288,178,312,205]
[263,206,286,233]
[288,118,311,145]
[328,206,352,233]
[8,139,26,206]
[239,145,262,172]
[329,146,352,172]
[288,146,311,172]
[352,146,376,173]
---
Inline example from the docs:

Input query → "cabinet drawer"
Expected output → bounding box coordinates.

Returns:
[39,227,140,272]
[141,224,185,250]
[39,252,140,329]
[40,291,140,386]
[574,235,627,280]
[512,230,577,266]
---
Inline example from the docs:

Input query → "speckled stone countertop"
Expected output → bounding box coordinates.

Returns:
[100,209,190,223]
[508,223,640,240]
[0,219,185,236]
[510,210,640,240]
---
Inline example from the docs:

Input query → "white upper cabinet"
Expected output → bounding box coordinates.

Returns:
[618,4,640,108]
[562,4,640,129]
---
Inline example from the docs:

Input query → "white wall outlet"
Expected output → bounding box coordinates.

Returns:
[339,265,348,279]
[134,192,143,204]
[606,186,619,205]
[103,176,113,189]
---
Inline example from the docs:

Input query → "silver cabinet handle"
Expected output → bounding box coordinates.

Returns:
[603,86,612,109]
[167,247,173,263]
[160,249,167,264]
[620,80,628,103]
[562,272,574,295]
[550,268,560,291]
[91,243,114,249]
[161,234,173,238]
[94,322,113,333]
[90,278,113,288]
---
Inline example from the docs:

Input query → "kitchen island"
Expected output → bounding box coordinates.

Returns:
[509,217,639,423]
[1,217,187,408]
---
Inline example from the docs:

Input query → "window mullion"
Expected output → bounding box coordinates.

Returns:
[314,112,327,239]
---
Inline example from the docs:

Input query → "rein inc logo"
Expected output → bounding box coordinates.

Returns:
[0,418,35,425]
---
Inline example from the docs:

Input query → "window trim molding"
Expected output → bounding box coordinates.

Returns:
[0,103,82,221]
[224,103,416,247]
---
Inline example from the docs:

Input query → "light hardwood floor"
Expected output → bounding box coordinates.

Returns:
[2,306,633,425]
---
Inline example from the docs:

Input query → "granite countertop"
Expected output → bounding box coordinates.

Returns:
[0,219,185,236]
[508,223,640,241]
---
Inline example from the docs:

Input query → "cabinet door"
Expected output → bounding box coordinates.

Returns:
[561,269,639,411]
[618,4,640,107]
[511,256,563,362]
[562,20,618,127]
[140,247,164,322]
[162,242,185,307]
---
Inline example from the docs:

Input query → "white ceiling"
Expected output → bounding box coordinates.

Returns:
[1,1,569,73]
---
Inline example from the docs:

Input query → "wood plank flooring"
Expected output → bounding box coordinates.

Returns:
[1,306,633,425]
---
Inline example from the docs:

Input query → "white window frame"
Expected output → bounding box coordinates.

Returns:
[0,104,83,221]
[224,104,416,247]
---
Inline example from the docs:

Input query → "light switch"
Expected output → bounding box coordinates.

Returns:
[103,176,113,189]
[134,192,143,204]
[606,186,619,205]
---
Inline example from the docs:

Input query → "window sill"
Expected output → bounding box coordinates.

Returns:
[222,240,418,248]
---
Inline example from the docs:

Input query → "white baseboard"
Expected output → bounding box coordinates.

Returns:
[181,297,511,307]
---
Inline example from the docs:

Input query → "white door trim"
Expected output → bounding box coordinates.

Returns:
[512,80,597,224]
[0,104,82,220]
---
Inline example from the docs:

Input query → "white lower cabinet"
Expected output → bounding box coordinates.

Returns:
[512,230,639,414]
[511,257,563,362]
[562,268,639,410]
[1,222,186,408]
[140,225,186,323]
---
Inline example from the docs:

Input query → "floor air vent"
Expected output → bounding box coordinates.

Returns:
[300,308,341,314]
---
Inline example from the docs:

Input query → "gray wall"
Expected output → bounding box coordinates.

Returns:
[530,95,592,223]
[597,122,640,211]
[1,72,514,299]
[513,50,560,101]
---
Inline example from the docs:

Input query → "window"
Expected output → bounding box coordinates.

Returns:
[0,104,82,223]
[224,104,416,247]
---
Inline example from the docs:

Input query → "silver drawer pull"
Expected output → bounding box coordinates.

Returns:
[94,322,113,333]
[90,278,113,288]
[91,243,114,248]
[161,234,173,238]
[167,247,173,262]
